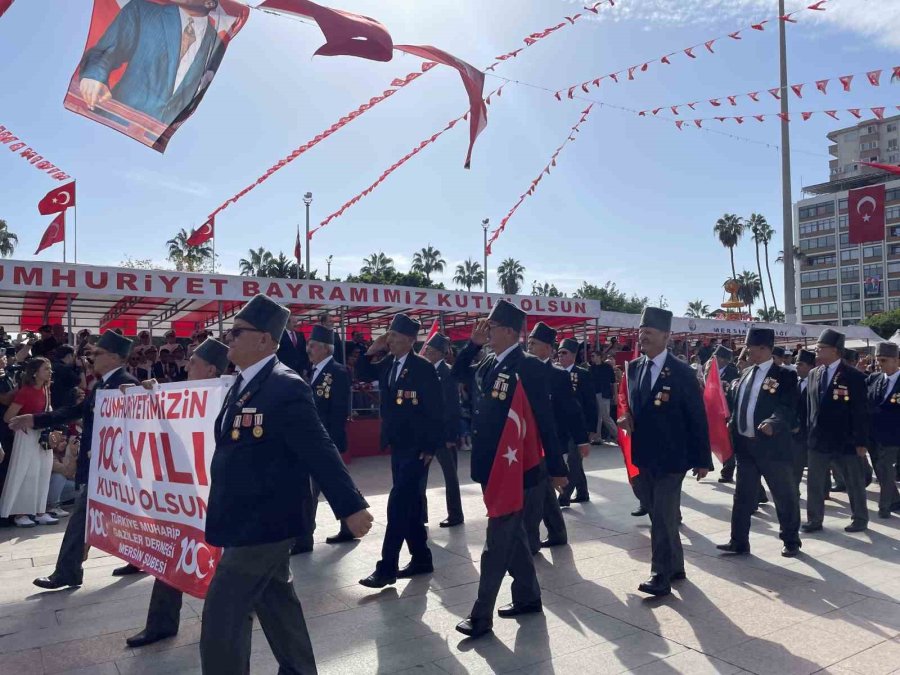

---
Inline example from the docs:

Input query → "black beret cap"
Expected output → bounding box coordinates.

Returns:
[488,299,526,333]
[234,295,290,342]
[746,327,775,349]
[639,307,672,332]
[817,328,845,351]
[713,345,733,360]
[96,330,133,359]
[426,333,449,353]
[194,338,229,374]
[772,346,786,357]
[875,342,899,358]
[559,338,579,354]
[310,325,334,345]
[389,313,420,338]
[797,349,816,366]
[529,321,556,346]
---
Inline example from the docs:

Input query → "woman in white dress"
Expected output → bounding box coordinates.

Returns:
[0,358,58,527]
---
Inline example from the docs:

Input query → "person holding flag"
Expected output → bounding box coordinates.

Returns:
[451,300,566,638]
[617,308,710,598]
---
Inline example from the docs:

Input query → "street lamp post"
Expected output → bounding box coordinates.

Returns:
[326,255,333,281]
[482,218,489,293]
[303,191,313,278]
[778,0,796,322]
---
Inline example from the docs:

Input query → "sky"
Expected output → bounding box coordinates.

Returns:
[1,0,898,317]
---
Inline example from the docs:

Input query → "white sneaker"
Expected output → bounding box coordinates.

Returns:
[48,508,69,518]
[34,513,59,525]
[13,515,36,528]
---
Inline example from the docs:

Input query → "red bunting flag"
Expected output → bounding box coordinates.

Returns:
[694,120,703,128]
[729,31,742,40]
[675,120,684,130]
[710,99,721,107]
[0,0,13,18]
[35,212,65,255]
[661,55,671,64]
[825,110,839,119]
[684,47,696,58]
[840,75,853,91]
[671,106,679,115]
[872,107,886,120]
[703,363,733,465]
[186,217,214,247]
[727,96,738,106]
[751,21,768,30]
[705,40,716,53]
[768,88,781,99]
[754,115,765,122]
[816,79,829,94]
[791,84,804,98]
[808,1,827,9]
[849,108,862,118]
[38,182,75,215]
[780,13,797,23]
[735,116,744,124]
[616,362,639,479]
[867,70,882,86]
[293,231,301,261]
[848,185,885,245]
[801,111,814,121]
[748,92,760,101]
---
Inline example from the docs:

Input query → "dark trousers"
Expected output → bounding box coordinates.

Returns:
[377,453,431,575]
[871,443,900,511]
[634,470,684,580]
[632,473,650,511]
[524,478,566,553]
[730,441,801,548]
[721,454,736,479]
[306,478,353,546]
[807,450,869,526]
[562,440,588,498]
[144,579,183,635]
[200,538,316,675]
[435,442,463,523]
[471,485,541,621]
[790,436,807,496]
[53,486,88,582]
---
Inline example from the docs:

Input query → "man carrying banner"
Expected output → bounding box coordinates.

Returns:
[451,301,566,638]
[618,308,710,598]
[124,337,230,648]
[12,331,140,590]
[201,295,373,675]
[717,328,801,558]
[556,338,596,505]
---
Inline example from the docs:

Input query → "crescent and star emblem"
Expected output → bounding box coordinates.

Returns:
[856,195,877,222]
[54,192,71,207]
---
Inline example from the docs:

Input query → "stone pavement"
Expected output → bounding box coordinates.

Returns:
[1,446,899,675]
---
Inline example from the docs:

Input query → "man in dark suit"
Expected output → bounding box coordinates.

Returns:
[125,338,230,648]
[715,345,741,484]
[866,341,900,518]
[12,331,141,590]
[299,324,355,550]
[78,0,225,125]
[451,301,567,638]
[277,314,310,376]
[356,314,443,588]
[717,328,801,557]
[421,332,464,528]
[316,312,344,364]
[618,308,711,597]
[557,338,597,505]
[525,322,588,551]
[201,295,372,675]
[802,328,870,533]
[791,349,816,493]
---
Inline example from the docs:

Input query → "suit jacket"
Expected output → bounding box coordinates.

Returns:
[206,358,367,547]
[806,362,868,456]
[627,352,711,473]
[720,363,740,384]
[866,371,900,446]
[80,0,224,125]
[33,366,139,487]
[436,360,461,445]
[452,342,565,486]
[727,362,797,461]
[278,330,310,377]
[568,364,598,433]
[356,350,443,457]
[547,361,588,446]
[310,357,351,453]
[793,378,810,443]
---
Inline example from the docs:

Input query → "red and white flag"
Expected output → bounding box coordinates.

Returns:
[186,217,214,247]
[38,182,75,215]
[418,320,440,356]
[483,378,543,518]
[848,184,885,245]
[617,362,640,480]
[35,212,65,254]
[703,364,733,464]
[862,161,900,176]
[294,231,302,262]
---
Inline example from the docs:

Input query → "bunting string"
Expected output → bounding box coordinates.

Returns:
[0,122,71,182]
[486,104,595,254]
[552,1,828,101]
[670,105,900,129]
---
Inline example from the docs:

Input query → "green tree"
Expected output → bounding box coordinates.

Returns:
[166,229,212,272]
[0,220,18,258]
[861,309,900,339]
[453,258,484,291]
[746,213,770,319]
[496,258,525,295]
[685,300,710,318]
[360,252,396,282]
[573,281,648,314]
[735,270,762,316]
[410,245,446,282]
[756,217,779,317]
[531,281,563,297]
[776,246,805,266]
[713,213,744,281]
[265,252,296,278]
[345,269,439,288]
[239,247,273,276]
[119,256,169,270]
[756,308,786,322]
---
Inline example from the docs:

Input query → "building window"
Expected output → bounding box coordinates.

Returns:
[865,299,885,314]
[801,303,838,317]
[841,283,860,300]
[801,269,837,284]
[887,188,900,203]
[841,267,861,283]
[889,261,900,275]
[839,215,849,230]
[864,264,884,278]
[799,202,835,220]
[886,205,900,220]
[800,235,835,251]
[890,298,900,310]
[889,140,899,152]
[838,198,848,210]
[807,254,836,267]
[867,125,877,134]
[801,286,837,301]
[799,218,836,235]
[888,123,898,133]
[862,245,883,258]
[890,244,900,256]
[841,301,861,315]
[861,141,880,151]
[840,249,860,263]
[891,226,900,238]
[888,279,900,292]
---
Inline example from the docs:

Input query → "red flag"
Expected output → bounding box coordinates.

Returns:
[617,363,639,479]
[35,212,65,254]
[861,161,900,176]
[483,378,543,518]
[418,320,440,356]
[872,107,886,120]
[703,364,733,465]
[0,0,13,18]
[816,79,829,94]
[294,231,302,261]
[839,75,853,91]
[186,217,214,247]
[848,185,885,245]
[791,84,804,98]
[867,70,882,86]
[38,182,75,215]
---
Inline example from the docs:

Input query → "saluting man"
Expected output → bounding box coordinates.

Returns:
[803,329,870,534]
[557,338,597,505]
[451,301,567,638]
[791,349,816,493]
[356,314,443,588]
[865,341,900,519]
[201,295,373,675]
[618,308,711,598]
[717,328,801,558]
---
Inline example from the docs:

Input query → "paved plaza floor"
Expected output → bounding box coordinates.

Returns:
[0,446,898,674]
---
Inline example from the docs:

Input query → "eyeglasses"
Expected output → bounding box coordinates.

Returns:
[229,327,265,340]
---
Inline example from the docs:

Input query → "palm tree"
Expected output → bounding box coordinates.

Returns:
[756,308,786,322]
[239,247,274,276]
[736,270,762,316]
[753,215,779,317]
[453,258,484,291]
[266,252,296,278]
[713,213,744,281]
[0,220,18,257]
[166,229,212,272]
[776,246,805,266]
[496,258,525,294]
[746,213,770,319]
[411,245,446,282]
[361,252,396,278]
[685,300,710,319]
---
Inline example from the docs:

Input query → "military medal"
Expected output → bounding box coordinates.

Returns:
[412,391,419,406]
[252,413,264,438]
[396,389,404,406]
[231,416,241,441]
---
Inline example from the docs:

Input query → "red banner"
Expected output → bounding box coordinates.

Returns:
[616,366,639,479]
[0,0,13,18]
[35,212,65,255]
[0,123,71,182]
[703,364,733,464]
[848,184,886,245]
[670,106,900,128]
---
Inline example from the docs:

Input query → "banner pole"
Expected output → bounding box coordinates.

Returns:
[73,180,77,263]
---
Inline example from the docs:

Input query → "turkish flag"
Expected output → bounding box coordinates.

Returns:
[186,217,214,247]
[848,185,885,245]
[0,0,14,18]
[294,231,302,261]
[617,363,640,480]
[862,161,900,176]
[418,320,440,356]
[703,364,733,464]
[38,182,75,215]
[483,379,543,518]
[35,212,65,254]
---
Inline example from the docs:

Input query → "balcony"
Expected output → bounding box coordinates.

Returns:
[829,144,839,157]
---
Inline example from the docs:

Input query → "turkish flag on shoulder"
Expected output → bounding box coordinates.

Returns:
[38,182,75,215]
[483,378,543,518]
[35,212,65,254]
[186,217,215,247]
[703,364,733,465]
[848,184,885,245]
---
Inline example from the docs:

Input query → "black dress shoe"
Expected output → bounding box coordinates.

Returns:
[439,518,463,528]
[325,531,356,544]
[33,574,82,590]
[359,572,396,588]
[397,561,434,578]
[631,506,649,517]
[291,542,313,555]
[558,494,571,508]
[716,542,750,555]
[572,494,590,503]
[878,508,892,519]
[638,575,671,597]
[455,617,493,638]
[844,521,867,533]
[717,476,734,484]
[758,495,769,504]
[126,629,177,648]
[497,601,542,618]
[801,522,823,533]
[781,544,801,558]
[831,483,847,492]
[670,571,687,581]
[112,564,143,577]
[540,538,567,548]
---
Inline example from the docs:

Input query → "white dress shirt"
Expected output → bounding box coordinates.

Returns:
[236,355,276,393]
[101,366,124,385]
[737,358,773,438]
[174,9,210,92]
[389,352,409,387]
[310,355,333,385]
[493,343,518,366]
[433,359,444,371]
[645,350,668,389]
[823,359,840,393]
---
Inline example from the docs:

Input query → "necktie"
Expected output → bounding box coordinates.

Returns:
[639,360,653,407]
[882,375,893,404]
[290,331,297,348]
[389,360,401,389]
[820,368,831,404]
[738,366,758,434]
[180,20,196,60]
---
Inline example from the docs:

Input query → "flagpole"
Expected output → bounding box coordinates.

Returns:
[73,180,77,263]
[62,213,66,264]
